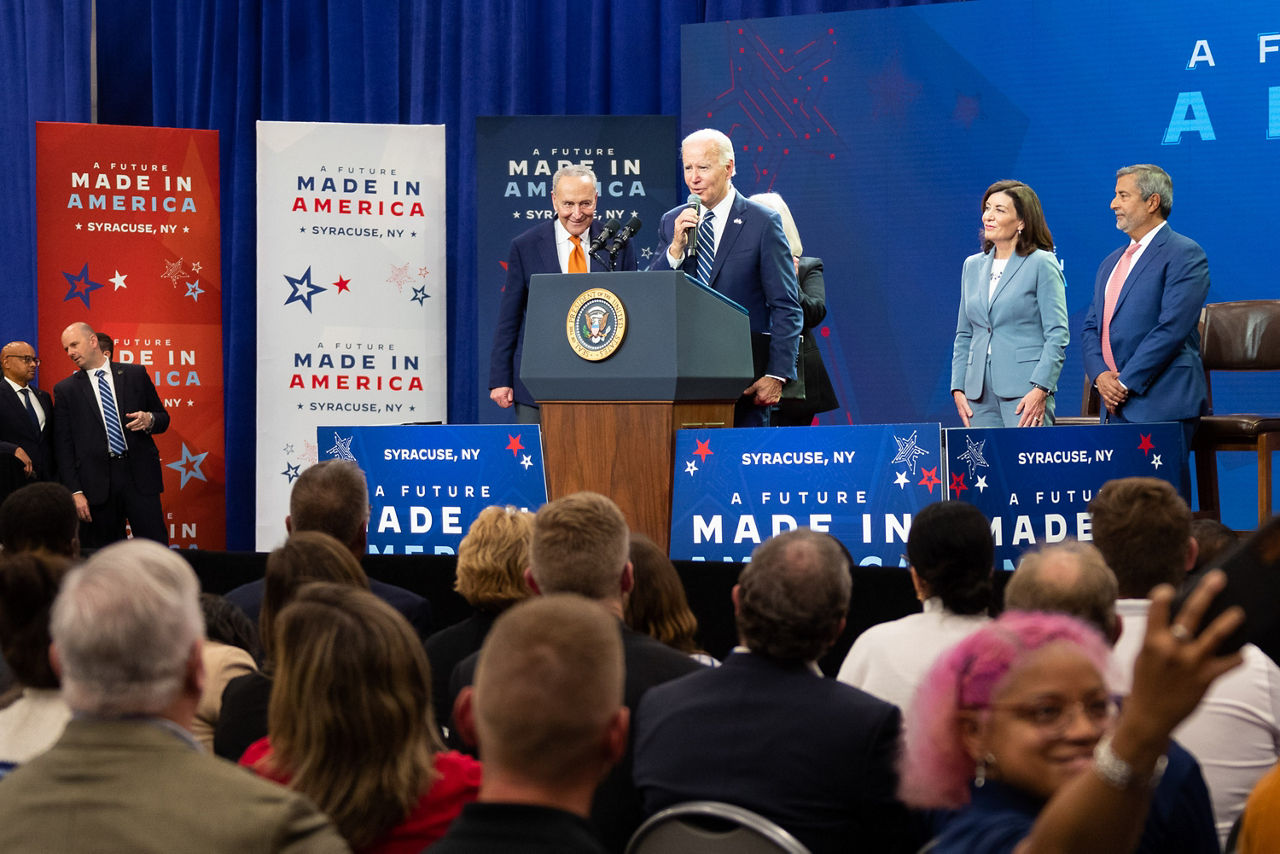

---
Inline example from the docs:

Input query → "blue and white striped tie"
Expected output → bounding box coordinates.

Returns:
[96,369,127,455]
[696,210,716,287]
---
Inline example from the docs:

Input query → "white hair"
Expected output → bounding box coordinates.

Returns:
[682,128,734,168]
[51,539,203,716]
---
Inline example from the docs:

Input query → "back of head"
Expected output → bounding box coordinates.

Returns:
[50,540,202,716]
[1006,541,1119,639]
[907,501,994,615]
[1089,477,1189,598]
[736,528,851,663]
[1190,518,1239,573]
[624,534,700,654]
[454,505,534,611]
[0,482,79,556]
[899,610,1109,809]
[529,491,629,600]
[747,192,802,256]
[199,592,259,658]
[288,459,370,553]
[474,594,623,786]
[267,581,434,849]
[0,551,73,689]
[261,530,369,662]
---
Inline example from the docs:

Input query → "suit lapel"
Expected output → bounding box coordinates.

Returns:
[0,383,35,440]
[1113,226,1169,316]
[537,222,560,273]
[707,193,749,288]
[990,253,1027,309]
[76,369,110,441]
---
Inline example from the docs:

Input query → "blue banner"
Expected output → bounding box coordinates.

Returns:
[946,423,1185,569]
[670,424,943,564]
[317,424,547,554]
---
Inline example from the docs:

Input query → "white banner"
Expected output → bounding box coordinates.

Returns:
[255,121,446,550]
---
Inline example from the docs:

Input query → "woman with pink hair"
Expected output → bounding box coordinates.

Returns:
[900,571,1241,853]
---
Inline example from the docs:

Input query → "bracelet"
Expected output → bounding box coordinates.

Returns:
[1092,734,1168,790]
[1031,383,1054,396]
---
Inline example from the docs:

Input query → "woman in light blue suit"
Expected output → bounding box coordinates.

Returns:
[951,180,1068,427]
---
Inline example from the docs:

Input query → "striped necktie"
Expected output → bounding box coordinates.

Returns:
[696,210,716,287]
[96,369,127,455]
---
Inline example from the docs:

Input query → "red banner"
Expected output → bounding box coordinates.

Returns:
[36,122,225,548]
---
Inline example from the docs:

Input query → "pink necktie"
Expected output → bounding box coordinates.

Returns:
[1101,243,1141,372]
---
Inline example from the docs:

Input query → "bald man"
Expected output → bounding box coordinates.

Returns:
[0,340,56,503]
[53,322,169,547]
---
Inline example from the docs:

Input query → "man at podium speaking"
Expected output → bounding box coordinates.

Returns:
[651,128,802,428]
[489,164,637,424]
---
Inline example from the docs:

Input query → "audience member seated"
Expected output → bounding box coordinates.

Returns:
[624,533,716,665]
[425,505,533,737]
[448,491,700,852]
[1003,541,1220,854]
[1091,477,1280,847]
[1190,518,1240,575]
[1237,757,1280,852]
[225,460,432,638]
[0,540,348,852]
[0,481,80,557]
[214,531,369,761]
[193,593,258,753]
[242,582,479,853]
[899,575,1242,854]
[633,528,928,854]
[0,552,73,777]
[439,595,627,854]
[837,500,993,709]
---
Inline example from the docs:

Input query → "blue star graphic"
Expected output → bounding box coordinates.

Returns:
[957,435,990,477]
[411,286,429,305]
[327,432,356,462]
[283,266,325,312]
[62,263,105,308]
[890,430,930,474]
[282,463,301,482]
[185,280,205,302]
[165,443,209,489]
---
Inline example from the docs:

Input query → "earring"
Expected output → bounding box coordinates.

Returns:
[974,753,997,788]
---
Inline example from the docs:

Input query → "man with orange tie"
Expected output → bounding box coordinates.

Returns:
[489,164,637,424]
[1081,164,1209,466]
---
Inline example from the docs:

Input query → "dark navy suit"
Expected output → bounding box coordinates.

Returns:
[489,219,637,408]
[53,362,169,546]
[650,191,802,426]
[0,381,56,502]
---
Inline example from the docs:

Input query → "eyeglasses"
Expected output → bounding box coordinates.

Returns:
[3,355,40,365]
[975,696,1117,734]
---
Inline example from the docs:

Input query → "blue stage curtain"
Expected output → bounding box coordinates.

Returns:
[83,0,946,548]
[0,0,91,348]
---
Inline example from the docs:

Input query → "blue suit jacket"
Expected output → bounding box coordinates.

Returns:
[951,248,1068,400]
[488,219,637,407]
[1081,224,1209,422]
[650,191,803,380]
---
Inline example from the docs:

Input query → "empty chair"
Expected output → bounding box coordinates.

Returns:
[626,801,812,854]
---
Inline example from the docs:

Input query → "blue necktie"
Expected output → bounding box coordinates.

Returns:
[19,387,39,431]
[696,210,716,287]
[96,369,127,455]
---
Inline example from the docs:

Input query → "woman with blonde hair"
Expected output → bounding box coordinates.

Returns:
[425,505,533,734]
[242,582,480,853]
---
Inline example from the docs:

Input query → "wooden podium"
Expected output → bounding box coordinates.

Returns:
[521,271,752,551]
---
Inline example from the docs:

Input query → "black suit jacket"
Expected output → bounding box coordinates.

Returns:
[0,382,56,498]
[776,256,839,423]
[53,362,169,504]
[633,651,928,854]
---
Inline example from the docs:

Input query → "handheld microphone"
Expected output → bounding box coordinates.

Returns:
[613,215,643,251]
[685,193,702,258]
[588,217,621,256]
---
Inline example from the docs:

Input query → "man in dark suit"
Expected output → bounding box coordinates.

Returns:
[0,340,56,503]
[489,164,637,424]
[651,128,803,427]
[1081,164,1209,458]
[632,528,927,854]
[53,322,169,547]
[448,491,700,852]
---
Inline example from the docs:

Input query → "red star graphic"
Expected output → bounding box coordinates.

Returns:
[950,472,968,496]
[918,467,941,494]
[333,275,351,293]
[1137,433,1154,456]
[693,439,713,462]
[505,434,524,457]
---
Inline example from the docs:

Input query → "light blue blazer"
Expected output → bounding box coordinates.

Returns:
[951,248,1069,400]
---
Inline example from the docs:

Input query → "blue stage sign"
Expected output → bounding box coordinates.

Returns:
[945,423,1186,569]
[670,424,944,565]
[317,424,547,554]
